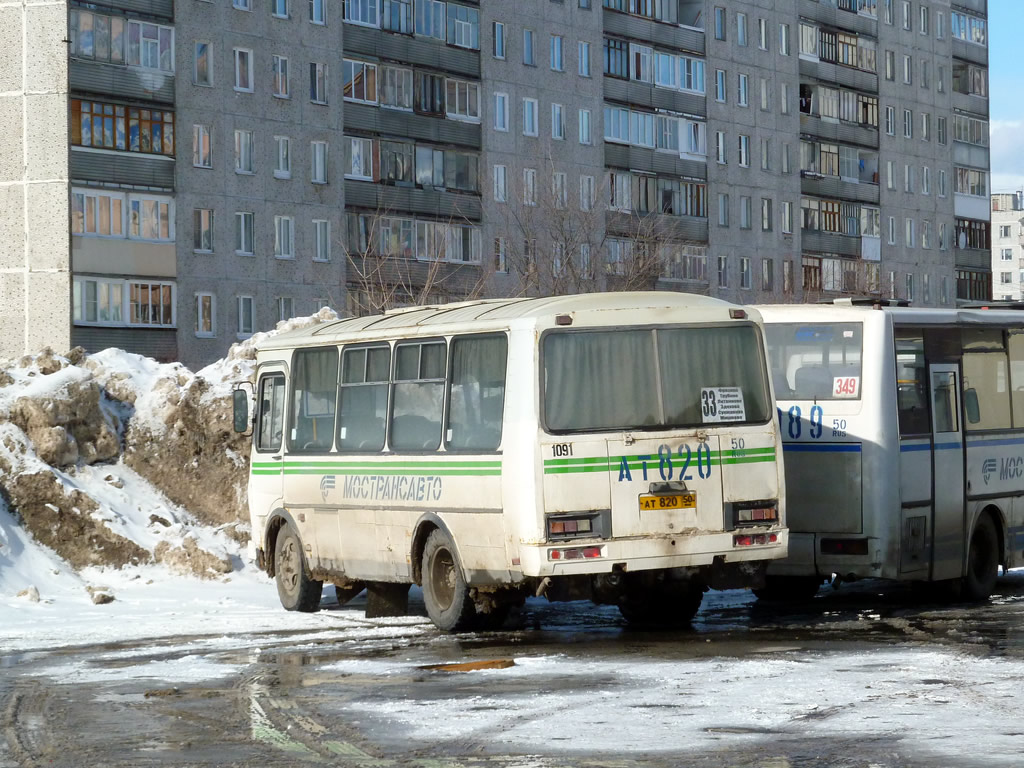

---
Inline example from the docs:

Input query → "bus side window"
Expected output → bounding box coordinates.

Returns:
[256,374,286,453]
[895,333,929,436]
[962,329,1011,431]
[446,335,508,451]
[391,340,446,451]
[1008,329,1024,427]
[338,345,389,452]
[288,347,339,452]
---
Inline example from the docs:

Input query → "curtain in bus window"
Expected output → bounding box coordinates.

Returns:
[391,341,445,450]
[1008,330,1024,427]
[962,338,1011,431]
[543,330,658,431]
[446,335,507,451]
[658,326,770,425]
[288,347,339,452]
[256,375,286,453]
[338,346,389,452]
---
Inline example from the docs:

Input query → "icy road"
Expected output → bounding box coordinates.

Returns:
[3,572,1024,768]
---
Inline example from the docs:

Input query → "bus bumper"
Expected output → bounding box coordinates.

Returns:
[519,528,788,578]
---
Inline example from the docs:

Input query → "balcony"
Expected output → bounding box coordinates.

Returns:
[604,143,707,180]
[953,38,988,67]
[605,210,708,243]
[603,77,706,117]
[801,230,861,257]
[798,0,877,36]
[801,173,880,205]
[343,180,481,221]
[952,141,989,170]
[70,59,174,105]
[347,254,481,296]
[956,0,987,17]
[107,0,172,19]
[602,8,704,56]
[799,58,877,94]
[343,102,480,149]
[70,147,174,189]
[952,90,988,118]
[955,246,991,270]
[71,326,177,361]
[954,193,990,221]
[343,25,479,80]
[799,113,879,149]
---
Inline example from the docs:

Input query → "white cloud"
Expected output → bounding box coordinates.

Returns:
[989,120,1024,193]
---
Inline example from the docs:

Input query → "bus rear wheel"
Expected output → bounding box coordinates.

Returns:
[274,523,323,613]
[962,514,999,602]
[421,529,474,632]
[752,575,823,603]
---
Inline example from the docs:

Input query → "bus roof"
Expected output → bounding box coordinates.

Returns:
[752,303,1024,327]
[259,292,744,350]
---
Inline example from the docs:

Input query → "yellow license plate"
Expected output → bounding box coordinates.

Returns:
[639,493,696,511]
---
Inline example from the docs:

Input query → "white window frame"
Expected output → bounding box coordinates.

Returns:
[345,136,374,180]
[234,129,255,174]
[551,103,565,140]
[272,54,289,98]
[313,219,331,262]
[493,92,509,131]
[235,211,254,255]
[193,207,214,253]
[274,215,295,259]
[237,295,254,339]
[311,140,328,184]
[192,124,212,168]
[578,41,591,77]
[445,77,480,122]
[195,292,215,338]
[343,0,379,27]
[523,97,539,137]
[579,109,592,145]
[550,34,564,72]
[274,135,291,179]
[128,194,174,242]
[493,164,507,202]
[233,47,253,92]
[343,59,377,104]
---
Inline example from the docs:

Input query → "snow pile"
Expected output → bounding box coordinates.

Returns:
[0,309,339,605]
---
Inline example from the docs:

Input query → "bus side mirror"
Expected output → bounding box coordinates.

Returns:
[233,389,250,433]
[964,388,981,424]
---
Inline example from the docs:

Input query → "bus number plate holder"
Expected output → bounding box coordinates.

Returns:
[639,493,696,511]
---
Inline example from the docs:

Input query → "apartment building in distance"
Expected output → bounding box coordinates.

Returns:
[0,0,991,368]
[990,192,1024,301]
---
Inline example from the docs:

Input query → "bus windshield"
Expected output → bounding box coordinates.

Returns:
[543,325,771,432]
[764,322,863,400]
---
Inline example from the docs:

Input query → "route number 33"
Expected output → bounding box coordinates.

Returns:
[701,389,717,418]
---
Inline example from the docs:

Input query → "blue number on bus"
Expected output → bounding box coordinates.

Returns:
[810,405,823,439]
[677,444,693,481]
[697,442,712,479]
[658,444,673,480]
[788,405,802,440]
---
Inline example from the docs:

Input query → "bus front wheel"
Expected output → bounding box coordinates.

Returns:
[962,514,999,602]
[618,579,704,628]
[274,523,323,613]
[421,529,474,632]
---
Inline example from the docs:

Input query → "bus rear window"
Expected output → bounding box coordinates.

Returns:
[543,325,771,432]
[765,323,863,400]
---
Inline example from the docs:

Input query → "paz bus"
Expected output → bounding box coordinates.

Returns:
[233,292,788,631]
[756,300,1024,602]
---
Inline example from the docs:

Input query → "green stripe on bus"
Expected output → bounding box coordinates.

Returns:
[281,468,500,477]
[543,450,776,474]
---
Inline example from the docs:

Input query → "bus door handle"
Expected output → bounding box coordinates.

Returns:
[272,455,282,461]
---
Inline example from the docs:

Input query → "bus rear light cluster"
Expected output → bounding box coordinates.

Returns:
[737,506,777,523]
[548,546,603,561]
[549,518,592,535]
[733,533,778,547]
[821,538,869,556]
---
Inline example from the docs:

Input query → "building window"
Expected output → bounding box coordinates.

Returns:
[273,135,291,179]
[782,201,793,234]
[380,65,413,110]
[71,100,174,156]
[237,296,253,338]
[313,219,330,262]
[194,41,212,85]
[580,175,595,211]
[779,23,790,55]
[737,73,748,106]
[310,62,328,103]
[233,48,253,91]
[523,29,535,65]
[192,124,211,168]
[381,0,412,31]
[494,92,509,131]
[736,12,747,46]
[447,3,479,50]
[715,69,726,101]
[523,97,538,136]
[445,78,480,121]
[196,293,215,337]
[494,236,508,273]
[343,0,379,26]
[234,129,254,173]
[552,172,567,208]
[758,17,767,50]
[740,257,751,289]
[717,193,729,226]
[71,188,125,238]
[277,297,294,323]
[311,141,328,183]
[415,0,443,38]
[550,34,564,71]
[493,21,505,59]
[309,0,326,23]
[272,55,289,97]
[493,164,507,202]
[523,168,537,206]
[343,59,377,103]
[717,256,727,288]
[761,198,772,231]
[762,259,774,291]
[193,208,214,252]
[344,136,374,180]
[551,103,565,140]
[903,109,912,138]
[740,196,751,229]
[579,41,591,77]
[274,216,295,258]
[235,212,254,254]
[714,7,726,40]
[128,195,173,241]
[273,0,287,18]
[738,135,749,167]
[578,108,592,145]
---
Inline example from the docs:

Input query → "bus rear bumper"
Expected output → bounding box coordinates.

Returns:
[519,528,789,579]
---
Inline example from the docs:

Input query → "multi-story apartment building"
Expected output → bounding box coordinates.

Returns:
[0,0,990,368]
[990,192,1024,301]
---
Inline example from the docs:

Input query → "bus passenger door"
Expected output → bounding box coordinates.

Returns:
[250,368,287,546]
[929,364,965,581]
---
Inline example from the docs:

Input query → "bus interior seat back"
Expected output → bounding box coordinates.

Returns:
[392,413,440,450]
[794,365,834,398]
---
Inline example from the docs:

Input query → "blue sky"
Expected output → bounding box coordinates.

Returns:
[988,0,1022,191]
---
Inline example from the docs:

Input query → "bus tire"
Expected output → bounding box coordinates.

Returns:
[421,529,474,632]
[962,514,999,602]
[752,575,822,603]
[274,523,323,613]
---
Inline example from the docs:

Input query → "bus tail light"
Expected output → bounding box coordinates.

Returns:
[733,533,778,547]
[548,546,603,561]
[731,500,778,527]
[547,510,609,540]
[821,538,869,556]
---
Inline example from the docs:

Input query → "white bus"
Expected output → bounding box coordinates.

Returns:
[234,293,788,631]
[756,300,1024,602]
